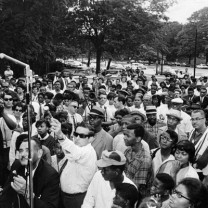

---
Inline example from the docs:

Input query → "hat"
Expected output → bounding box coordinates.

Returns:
[130,111,146,121]
[118,90,129,96]
[146,106,157,114]
[96,150,126,167]
[89,106,105,118]
[166,109,183,121]
[187,103,201,110]
[171,98,183,104]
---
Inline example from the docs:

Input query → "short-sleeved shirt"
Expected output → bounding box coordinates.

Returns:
[124,144,153,197]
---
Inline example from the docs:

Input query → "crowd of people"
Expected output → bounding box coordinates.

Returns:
[0,65,208,208]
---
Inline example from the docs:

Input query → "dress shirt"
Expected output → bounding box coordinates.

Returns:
[82,171,135,208]
[60,138,97,194]
[68,113,83,134]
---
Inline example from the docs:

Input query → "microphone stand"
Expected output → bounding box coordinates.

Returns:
[0,53,34,208]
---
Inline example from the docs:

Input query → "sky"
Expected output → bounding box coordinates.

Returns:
[166,0,208,23]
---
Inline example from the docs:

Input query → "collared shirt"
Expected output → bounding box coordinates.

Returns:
[82,171,135,208]
[38,133,49,141]
[60,137,97,194]
[189,129,205,145]
[68,113,83,135]
[124,144,153,198]
[144,122,161,138]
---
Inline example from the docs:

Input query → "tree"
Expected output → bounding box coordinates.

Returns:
[0,0,62,75]
[64,0,163,74]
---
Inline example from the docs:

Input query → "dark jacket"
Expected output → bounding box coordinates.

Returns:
[0,159,60,208]
[193,96,208,109]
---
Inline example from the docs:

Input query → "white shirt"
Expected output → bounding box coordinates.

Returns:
[60,138,97,194]
[176,163,199,185]
[152,149,175,177]
[177,110,193,134]
[82,171,135,208]
[157,104,169,124]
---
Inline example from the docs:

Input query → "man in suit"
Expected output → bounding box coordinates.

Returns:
[193,86,208,109]
[183,87,197,106]
[88,106,113,159]
[0,134,60,208]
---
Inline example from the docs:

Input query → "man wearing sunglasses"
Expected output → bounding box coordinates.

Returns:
[67,100,83,136]
[50,119,97,208]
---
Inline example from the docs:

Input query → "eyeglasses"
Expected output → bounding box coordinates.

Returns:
[160,135,173,142]
[190,117,205,121]
[172,189,191,201]
[15,109,22,112]
[4,98,13,101]
[73,132,88,138]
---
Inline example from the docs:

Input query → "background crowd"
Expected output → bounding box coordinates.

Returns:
[0,66,208,208]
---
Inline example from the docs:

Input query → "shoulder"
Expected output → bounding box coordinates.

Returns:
[102,129,113,141]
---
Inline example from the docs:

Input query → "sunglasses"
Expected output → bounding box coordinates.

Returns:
[4,98,13,101]
[73,132,88,138]
[15,109,22,112]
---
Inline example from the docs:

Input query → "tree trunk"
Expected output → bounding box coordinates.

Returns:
[188,55,191,65]
[106,58,112,70]
[87,49,91,67]
[96,48,102,74]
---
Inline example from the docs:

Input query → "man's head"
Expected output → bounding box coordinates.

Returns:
[167,109,182,130]
[123,123,145,147]
[38,93,45,104]
[16,135,43,168]
[150,173,175,196]
[3,92,13,108]
[22,112,36,131]
[200,87,207,97]
[68,100,79,115]
[121,115,135,131]
[53,93,63,106]
[98,92,107,106]
[13,103,24,119]
[89,106,105,130]
[130,111,146,125]
[97,150,126,181]
[151,84,158,95]
[143,94,152,107]
[115,109,129,126]
[114,96,126,109]
[53,141,65,159]
[191,109,206,130]
[171,98,183,111]
[187,87,194,97]
[146,106,157,126]
[54,81,61,91]
[36,119,50,137]
[113,183,139,208]
[73,125,94,147]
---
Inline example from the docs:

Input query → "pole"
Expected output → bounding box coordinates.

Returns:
[194,28,197,78]
[0,53,34,208]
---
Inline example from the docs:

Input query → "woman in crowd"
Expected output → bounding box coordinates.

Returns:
[168,178,208,208]
[152,130,178,176]
[174,140,199,184]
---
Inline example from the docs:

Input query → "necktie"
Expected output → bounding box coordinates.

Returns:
[39,103,43,119]
[72,115,76,129]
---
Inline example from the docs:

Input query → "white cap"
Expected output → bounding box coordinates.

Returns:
[171,98,183,104]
